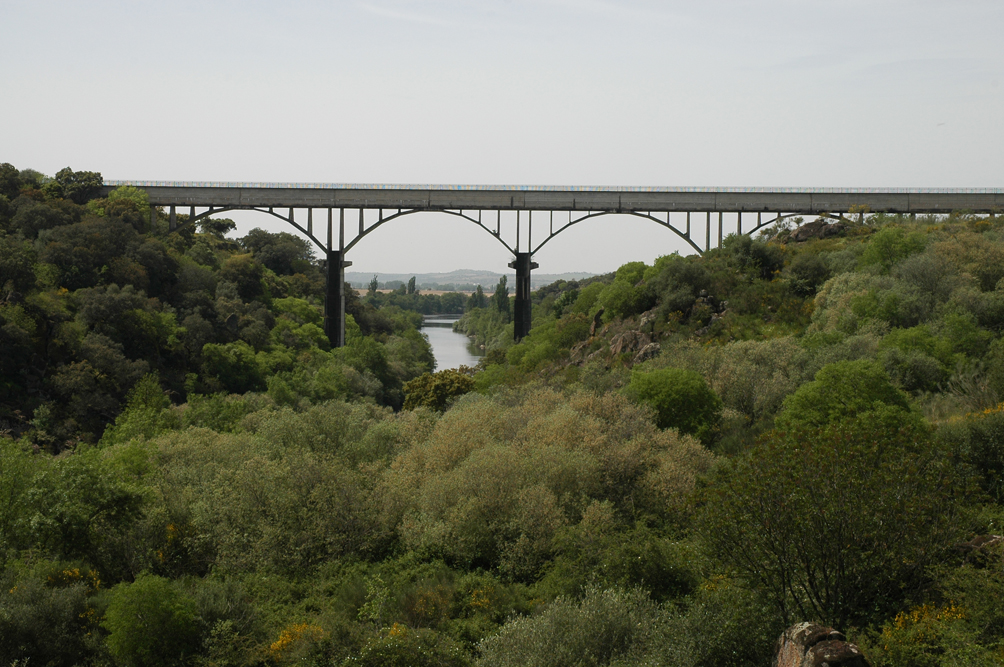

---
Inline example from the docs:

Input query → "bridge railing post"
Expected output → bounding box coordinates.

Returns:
[324,250,352,348]
[509,252,538,342]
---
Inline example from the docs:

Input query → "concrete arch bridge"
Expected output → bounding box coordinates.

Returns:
[100,181,1004,346]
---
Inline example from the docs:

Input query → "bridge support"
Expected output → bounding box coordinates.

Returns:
[324,250,352,348]
[509,252,538,342]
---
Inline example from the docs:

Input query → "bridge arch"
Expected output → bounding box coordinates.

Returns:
[152,200,870,349]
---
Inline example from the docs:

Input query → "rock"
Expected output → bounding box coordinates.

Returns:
[790,220,848,243]
[633,342,661,364]
[610,331,651,357]
[569,340,590,363]
[955,534,1003,553]
[590,308,605,336]
[774,622,871,667]
[638,309,658,330]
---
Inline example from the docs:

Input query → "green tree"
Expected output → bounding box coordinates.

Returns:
[775,359,913,431]
[403,368,475,411]
[0,162,19,199]
[407,276,417,295]
[217,253,264,301]
[859,225,927,272]
[103,573,201,667]
[477,586,664,667]
[493,275,510,322]
[624,367,722,442]
[467,284,487,309]
[698,410,966,629]
[198,216,236,238]
[368,274,379,297]
[201,341,265,393]
[240,228,315,276]
[46,167,103,205]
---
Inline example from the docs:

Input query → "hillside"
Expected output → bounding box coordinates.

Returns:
[2,162,1004,667]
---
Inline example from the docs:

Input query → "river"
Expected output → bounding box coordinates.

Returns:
[423,315,484,370]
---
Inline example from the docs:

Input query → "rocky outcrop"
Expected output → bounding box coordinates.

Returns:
[790,219,848,243]
[774,622,871,667]
[589,308,605,336]
[609,330,651,357]
[633,342,661,364]
[638,309,658,331]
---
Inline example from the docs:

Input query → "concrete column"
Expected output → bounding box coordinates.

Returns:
[324,250,352,348]
[169,205,177,231]
[508,252,538,342]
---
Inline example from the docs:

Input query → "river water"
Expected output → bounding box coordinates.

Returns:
[423,315,484,370]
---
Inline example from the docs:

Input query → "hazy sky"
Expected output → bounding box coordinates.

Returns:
[3,0,1003,274]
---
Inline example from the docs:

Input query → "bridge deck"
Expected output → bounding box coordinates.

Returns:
[102,182,1004,214]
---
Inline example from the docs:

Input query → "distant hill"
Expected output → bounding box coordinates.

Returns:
[345,269,595,291]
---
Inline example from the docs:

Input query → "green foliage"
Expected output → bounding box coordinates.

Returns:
[404,368,476,412]
[201,341,266,394]
[47,167,103,205]
[722,233,785,280]
[104,185,151,215]
[699,411,966,628]
[859,225,927,272]
[383,387,712,580]
[345,625,470,667]
[614,261,647,286]
[937,404,1004,503]
[103,573,201,667]
[477,586,665,667]
[596,279,646,321]
[538,506,700,602]
[467,284,487,310]
[240,228,316,276]
[775,359,913,431]
[0,560,101,665]
[624,367,722,442]
[787,251,830,295]
[198,216,236,238]
[570,281,606,314]
[101,373,173,444]
[492,276,511,322]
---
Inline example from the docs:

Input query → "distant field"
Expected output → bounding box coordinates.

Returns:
[355,288,475,296]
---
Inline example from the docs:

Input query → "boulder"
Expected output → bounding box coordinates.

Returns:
[610,331,651,357]
[638,309,658,330]
[790,220,848,243]
[633,342,661,364]
[774,622,871,667]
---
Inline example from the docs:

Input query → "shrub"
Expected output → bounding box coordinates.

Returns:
[103,573,201,667]
[404,369,476,412]
[624,367,722,442]
[344,624,470,667]
[0,561,99,665]
[476,586,665,667]
[774,359,913,431]
[698,410,966,629]
[378,388,712,580]
[936,403,1004,503]
[858,225,927,272]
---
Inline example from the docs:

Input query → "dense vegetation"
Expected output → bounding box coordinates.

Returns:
[2,163,1004,666]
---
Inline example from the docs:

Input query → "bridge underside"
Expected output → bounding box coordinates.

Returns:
[101,183,1003,346]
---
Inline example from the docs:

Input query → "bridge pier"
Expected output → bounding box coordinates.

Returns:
[509,252,538,342]
[324,250,352,348]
